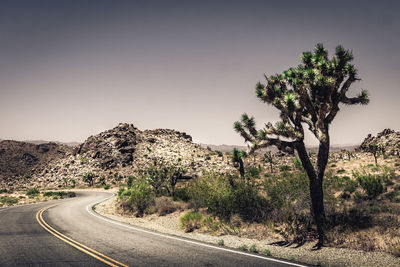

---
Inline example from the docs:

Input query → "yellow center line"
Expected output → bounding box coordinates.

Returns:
[36,205,129,267]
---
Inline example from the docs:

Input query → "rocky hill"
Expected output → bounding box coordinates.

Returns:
[0,141,72,188]
[359,128,400,155]
[2,123,234,189]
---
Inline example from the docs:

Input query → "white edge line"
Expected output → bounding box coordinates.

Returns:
[87,193,308,267]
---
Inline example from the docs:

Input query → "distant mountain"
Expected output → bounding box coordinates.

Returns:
[200,143,358,153]
[199,144,248,153]
[0,139,80,147]
[23,140,81,147]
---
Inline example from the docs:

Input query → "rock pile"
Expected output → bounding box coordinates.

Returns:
[0,141,72,188]
[359,128,400,155]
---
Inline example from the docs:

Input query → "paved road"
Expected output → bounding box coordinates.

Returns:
[0,191,306,266]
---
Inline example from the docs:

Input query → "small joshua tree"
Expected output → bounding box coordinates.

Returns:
[83,172,95,187]
[367,144,380,166]
[232,148,247,180]
[234,44,369,247]
[263,151,275,173]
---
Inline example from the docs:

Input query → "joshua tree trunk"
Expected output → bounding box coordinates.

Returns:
[238,158,245,181]
[295,136,329,247]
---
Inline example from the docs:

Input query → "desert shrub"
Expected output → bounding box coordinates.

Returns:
[263,171,310,219]
[0,196,18,205]
[279,165,291,172]
[180,211,203,232]
[172,187,190,202]
[103,185,110,190]
[384,191,400,202]
[293,157,303,170]
[155,196,176,216]
[246,167,260,179]
[127,176,134,187]
[217,239,224,246]
[26,188,40,196]
[249,244,258,253]
[201,215,223,233]
[122,179,155,216]
[263,249,271,256]
[43,191,53,197]
[42,191,74,199]
[187,173,269,221]
[354,171,384,199]
[118,188,125,198]
[238,244,248,251]
[330,164,337,167]
[337,169,346,174]
[263,171,316,242]
[0,188,8,194]
[98,176,106,186]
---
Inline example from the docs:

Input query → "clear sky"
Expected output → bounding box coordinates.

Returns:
[1,0,399,146]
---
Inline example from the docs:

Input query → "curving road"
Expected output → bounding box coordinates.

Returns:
[0,191,306,266]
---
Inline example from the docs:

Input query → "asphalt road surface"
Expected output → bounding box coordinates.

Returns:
[0,191,307,266]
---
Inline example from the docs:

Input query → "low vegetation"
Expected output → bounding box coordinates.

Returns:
[116,153,400,256]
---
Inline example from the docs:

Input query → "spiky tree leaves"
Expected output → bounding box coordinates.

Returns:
[234,44,369,247]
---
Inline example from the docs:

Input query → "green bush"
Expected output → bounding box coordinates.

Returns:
[249,244,258,253]
[122,179,155,216]
[279,165,291,172]
[172,187,190,202]
[187,173,269,222]
[337,169,346,174]
[26,188,40,196]
[0,196,18,205]
[238,244,248,251]
[0,188,8,194]
[385,191,400,202]
[263,249,271,256]
[293,157,303,170]
[1,196,19,205]
[42,191,74,199]
[217,239,225,246]
[103,185,110,190]
[180,211,203,232]
[354,171,384,199]
[246,167,260,179]
[263,171,309,218]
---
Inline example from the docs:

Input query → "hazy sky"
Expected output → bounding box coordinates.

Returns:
[1,0,399,146]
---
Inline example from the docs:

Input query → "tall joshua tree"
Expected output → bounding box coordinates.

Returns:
[234,44,369,247]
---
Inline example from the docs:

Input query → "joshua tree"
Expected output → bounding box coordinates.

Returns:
[234,44,369,247]
[367,144,380,166]
[232,148,247,180]
[83,172,95,187]
[263,151,275,173]
[379,143,388,159]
